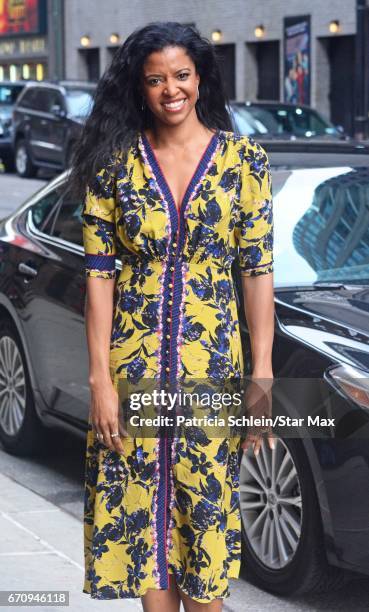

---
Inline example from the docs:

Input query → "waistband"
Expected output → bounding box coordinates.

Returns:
[117,255,233,271]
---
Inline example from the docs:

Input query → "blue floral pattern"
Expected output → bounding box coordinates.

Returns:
[82,130,273,603]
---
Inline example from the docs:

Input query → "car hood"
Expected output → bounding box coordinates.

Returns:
[275,285,369,371]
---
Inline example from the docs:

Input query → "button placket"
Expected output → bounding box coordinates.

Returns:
[163,232,180,376]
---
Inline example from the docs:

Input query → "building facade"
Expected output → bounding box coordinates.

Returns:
[1,0,367,136]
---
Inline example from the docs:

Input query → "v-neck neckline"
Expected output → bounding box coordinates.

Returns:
[140,129,220,216]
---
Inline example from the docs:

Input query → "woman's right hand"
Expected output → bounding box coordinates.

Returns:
[90,380,128,454]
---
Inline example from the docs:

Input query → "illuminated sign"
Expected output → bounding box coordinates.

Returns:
[0,0,46,37]
[0,35,46,55]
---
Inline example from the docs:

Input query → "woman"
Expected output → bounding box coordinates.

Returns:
[68,21,275,611]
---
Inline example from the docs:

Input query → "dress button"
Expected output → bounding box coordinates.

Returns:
[170,266,175,272]
[166,334,170,339]
[169,283,173,288]
[168,300,173,305]
[166,367,170,372]
[172,242,177,248]
[167,316,171,322]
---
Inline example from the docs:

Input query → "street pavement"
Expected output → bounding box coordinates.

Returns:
[1,170,369,611]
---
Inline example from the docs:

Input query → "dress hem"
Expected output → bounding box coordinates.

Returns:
[82,568,240,603]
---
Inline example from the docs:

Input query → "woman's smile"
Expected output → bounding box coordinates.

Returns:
[162,98,187,112]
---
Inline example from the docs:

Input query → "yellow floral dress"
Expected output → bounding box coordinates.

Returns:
[82,129,274,603]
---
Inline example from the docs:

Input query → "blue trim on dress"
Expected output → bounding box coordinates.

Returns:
[139,129,220,589]
[85,253,116,272]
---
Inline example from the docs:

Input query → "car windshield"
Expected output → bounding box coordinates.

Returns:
[233,105,339,138]
[230,106,274,136]
[65,88,95,117]
[0,84,23,105]
[273,166,369,287]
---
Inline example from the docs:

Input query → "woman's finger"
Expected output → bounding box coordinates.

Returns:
[110,421,125,455]
[101,423,115,451]
[253,437,262,456]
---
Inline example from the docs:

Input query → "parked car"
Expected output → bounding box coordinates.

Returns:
[12,80,96,178]
[0,142,368,597]
[230,100,350,142]
[0,80,30,172]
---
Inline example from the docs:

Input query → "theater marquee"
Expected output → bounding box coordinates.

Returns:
[0,0,47,37]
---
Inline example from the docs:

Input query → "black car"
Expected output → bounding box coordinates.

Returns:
[0,144,369,598]
[230,100,349,142]
[12,80,96,178]
[0,80,29,172]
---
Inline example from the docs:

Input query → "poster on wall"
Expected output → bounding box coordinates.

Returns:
[0,0,45,36]
[283,15,311,105]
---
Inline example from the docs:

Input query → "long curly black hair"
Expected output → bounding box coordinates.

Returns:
[67,21,232,200]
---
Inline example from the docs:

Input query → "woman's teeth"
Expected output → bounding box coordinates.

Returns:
[163,99,186,110]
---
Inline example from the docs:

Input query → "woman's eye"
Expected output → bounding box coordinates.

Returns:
[148,78,160,86]
[178,73,189,80]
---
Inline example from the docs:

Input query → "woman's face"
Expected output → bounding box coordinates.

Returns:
[140,45,200,127]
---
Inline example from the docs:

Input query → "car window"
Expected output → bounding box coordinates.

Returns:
[0,85,23,105]
[30,189,62,235]
[230,106,271,136]
[44,89,64,113]
[65,88,94,117]
[32,89,54,112]
[273,166,369,287]
[19,88,38,109]
[51,195,83,246]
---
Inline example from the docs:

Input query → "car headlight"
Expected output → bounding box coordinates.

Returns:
[324,363,369,409]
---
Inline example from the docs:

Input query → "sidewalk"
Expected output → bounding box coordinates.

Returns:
[0,472,142,611]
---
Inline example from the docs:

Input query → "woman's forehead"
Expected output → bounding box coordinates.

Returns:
[142,46,193,73]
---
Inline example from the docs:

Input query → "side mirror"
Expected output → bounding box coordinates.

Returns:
[51,104,66,118]
[335,124,345,134]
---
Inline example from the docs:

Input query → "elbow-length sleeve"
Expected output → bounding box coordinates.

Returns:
[235,139,274,277]
[82,158,117,279]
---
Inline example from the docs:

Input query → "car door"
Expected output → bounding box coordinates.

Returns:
[42,89,67,165]
[26,88,54,162]
[21,183,90,425]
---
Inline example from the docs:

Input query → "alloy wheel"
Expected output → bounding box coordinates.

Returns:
[16,145,27,175]
[240,437,303,569]
[0,336,27,436]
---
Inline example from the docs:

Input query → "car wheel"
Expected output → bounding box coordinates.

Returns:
[0,319,45,456]
[15,139,37,178]
[239,437,345,595]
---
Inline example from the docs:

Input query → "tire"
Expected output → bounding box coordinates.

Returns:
[15,138,37,178]
[0,318,45,456]
[239,436,345,595]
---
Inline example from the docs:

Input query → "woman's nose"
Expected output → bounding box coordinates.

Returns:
[163,78,179,97]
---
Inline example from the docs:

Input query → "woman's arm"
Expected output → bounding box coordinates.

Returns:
[236,138,275,454]
[84,277,125,454]
[85,276,115,388]
[81,153,125,454]
[241,273,274,378]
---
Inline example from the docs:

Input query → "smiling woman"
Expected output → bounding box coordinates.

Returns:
[66,20,275,612]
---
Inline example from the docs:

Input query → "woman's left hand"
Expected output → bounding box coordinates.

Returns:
[241,375,275,456]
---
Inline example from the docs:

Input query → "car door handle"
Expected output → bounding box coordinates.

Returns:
[18,262,38,278]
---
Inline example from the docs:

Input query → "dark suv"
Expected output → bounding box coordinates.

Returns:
[12,80,96,177]
[0,80,29,171]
